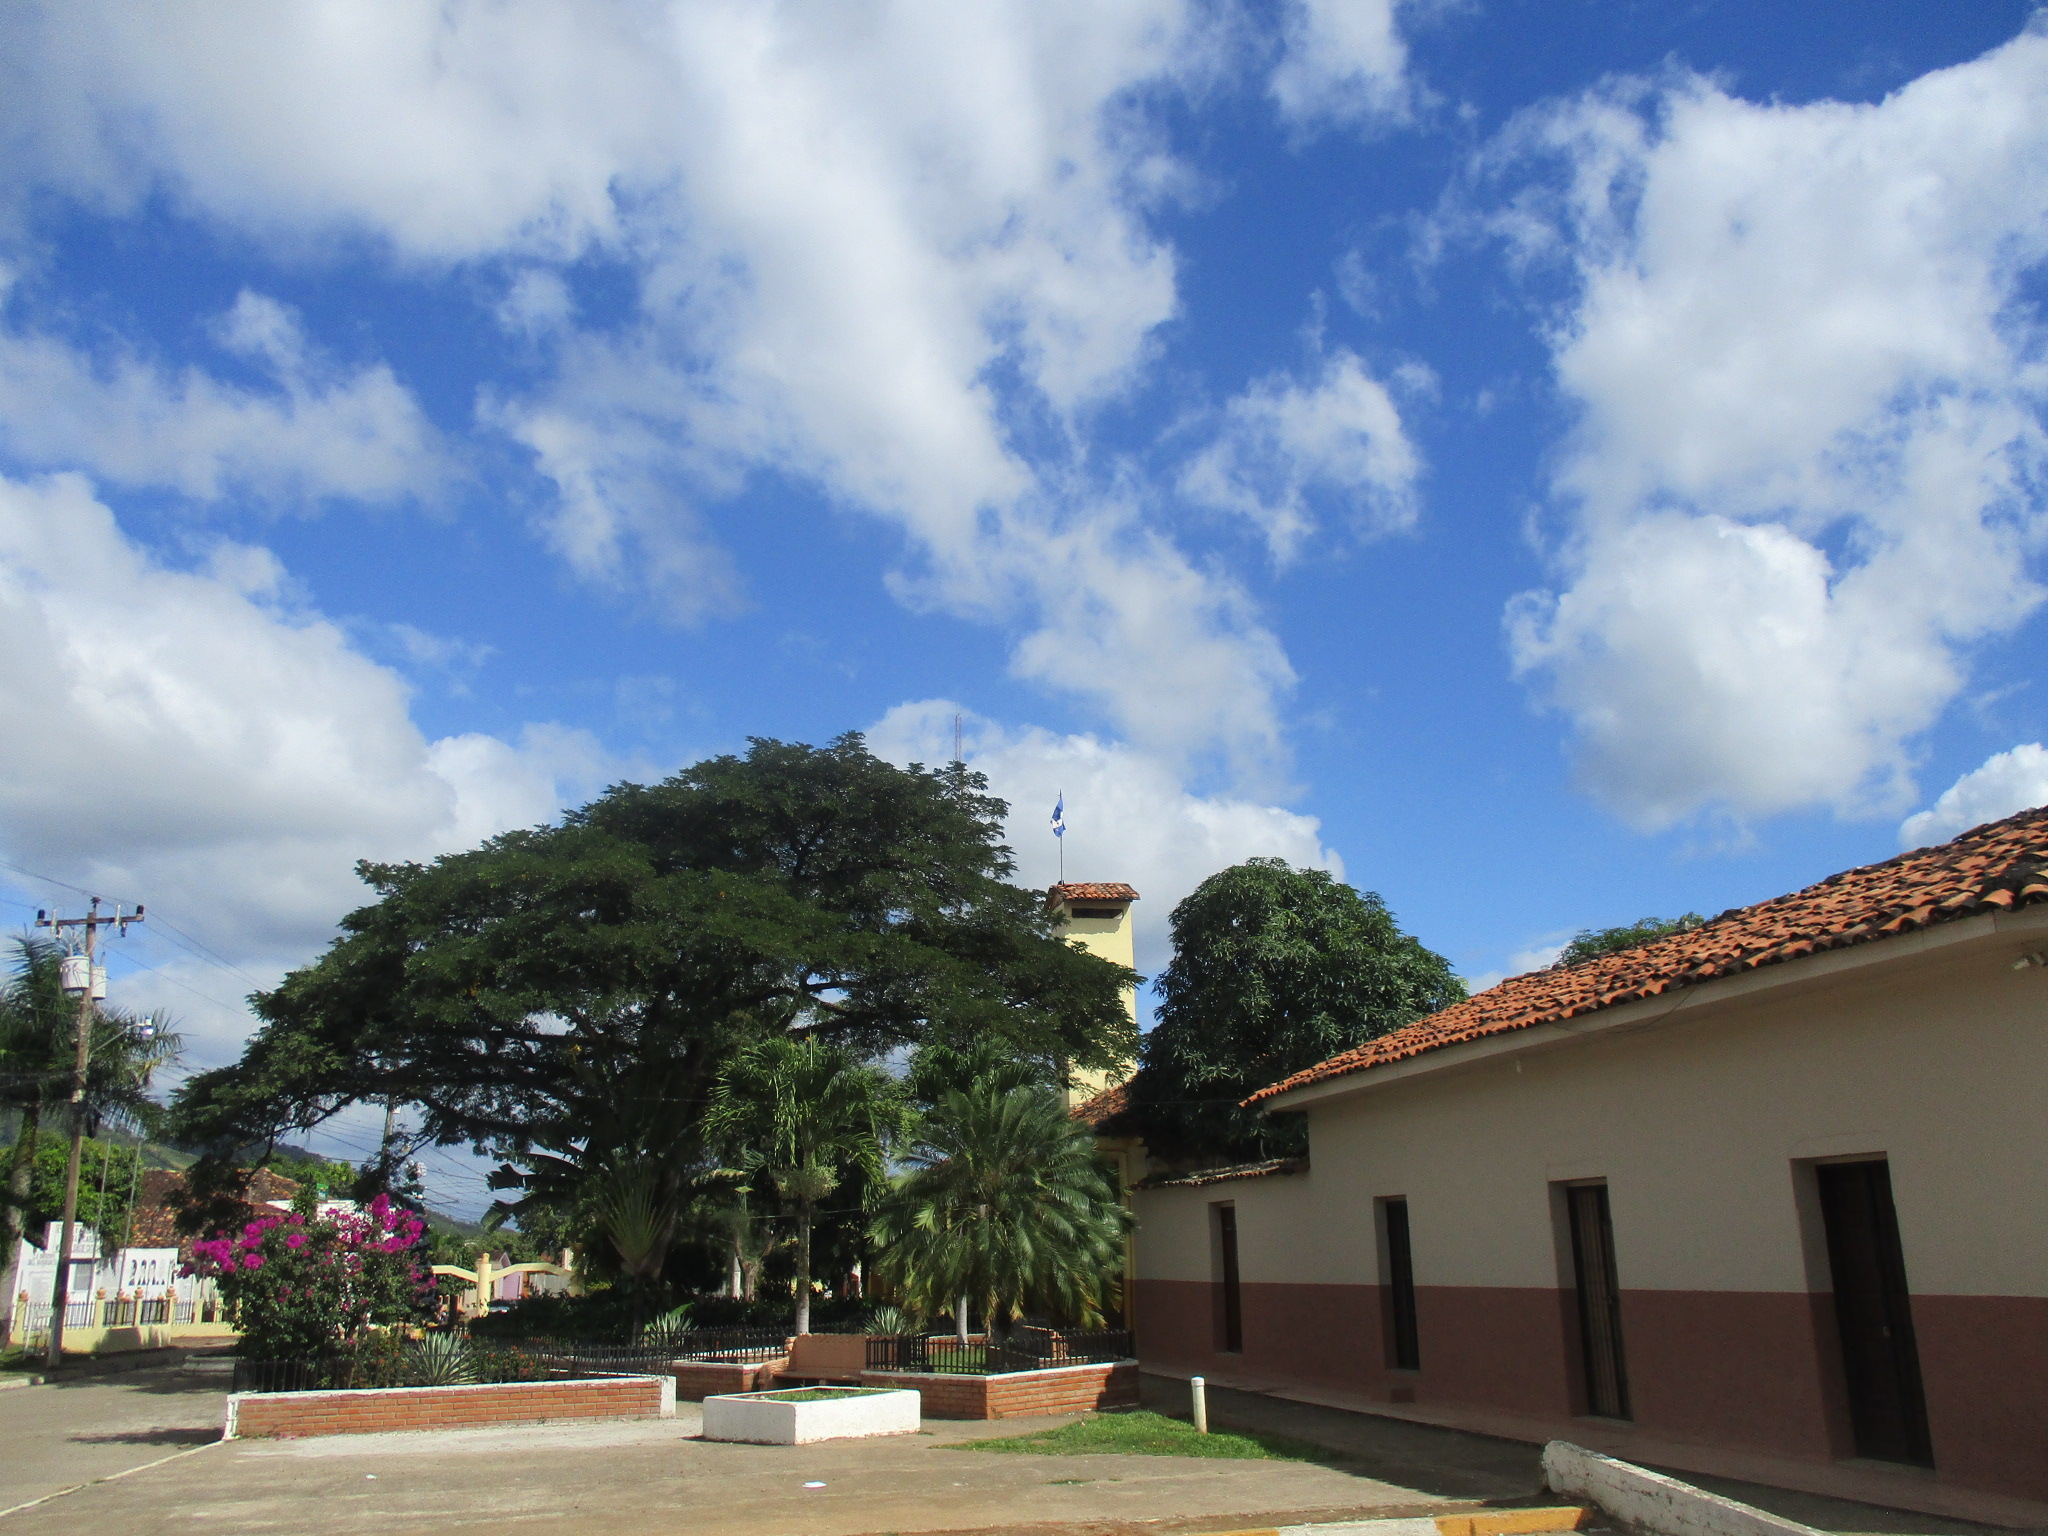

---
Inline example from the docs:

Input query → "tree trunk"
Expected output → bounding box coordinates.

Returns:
[728,1248,741,1299]
[0,1103,42,1334]
[793,1200,812,1336]
[954,1292,970,1344]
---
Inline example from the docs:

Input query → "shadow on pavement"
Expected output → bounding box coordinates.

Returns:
[1138,1375,2018,1536]
[1140,1374,1542,1503]
[70,1427,222,1448]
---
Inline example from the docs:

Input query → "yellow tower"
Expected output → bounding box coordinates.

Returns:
[1048,880,1144,1330]
[1045,881,1139,1109]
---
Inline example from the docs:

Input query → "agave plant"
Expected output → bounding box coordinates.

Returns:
[861,1305,920,1339]
[402,1331,479,1387]
[638,1302,695,1353]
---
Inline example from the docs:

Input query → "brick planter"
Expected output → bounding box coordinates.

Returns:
[668,1358,785,1401]
[858,1359,1138,1419]
[225,1374,676,1439]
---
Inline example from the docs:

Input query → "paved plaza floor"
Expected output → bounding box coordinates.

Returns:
[0,1363,2018,1536]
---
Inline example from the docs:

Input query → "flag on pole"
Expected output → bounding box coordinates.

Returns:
[1051,794,1065,838]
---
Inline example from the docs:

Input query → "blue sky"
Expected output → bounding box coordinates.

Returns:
[1,2,2044,1209]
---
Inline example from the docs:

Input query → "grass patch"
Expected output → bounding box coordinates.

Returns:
[955,1409,1336,1462]
[755,1388,892,1402]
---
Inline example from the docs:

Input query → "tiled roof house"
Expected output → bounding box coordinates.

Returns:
[1130,806,2048,1521]
[1254,804,2048,1104]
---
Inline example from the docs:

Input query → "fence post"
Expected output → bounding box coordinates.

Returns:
[1190,1375,1207,1434]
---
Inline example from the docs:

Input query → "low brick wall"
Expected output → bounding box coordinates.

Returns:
[668,1358,784,1401]
[859,1360,1138,1419]
[225,1374,675,1439]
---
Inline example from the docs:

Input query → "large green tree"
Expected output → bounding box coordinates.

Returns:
[171,735,1133,1247]
[1127,858,1464,1162]
[1556,913,1704,967]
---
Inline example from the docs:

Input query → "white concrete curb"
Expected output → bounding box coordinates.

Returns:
[1543,1442,1824,1536]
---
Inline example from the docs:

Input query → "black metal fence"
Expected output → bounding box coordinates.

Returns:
[865,1328,1133,1376]
[514,1328,786,1375]
[230,1342,555,1394]
[230,1327,789,1395]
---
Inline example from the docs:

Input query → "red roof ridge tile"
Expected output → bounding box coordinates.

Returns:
[1247,802,2048,1106]
[1138,1157,1306,1189]
[1049,882,1140,903]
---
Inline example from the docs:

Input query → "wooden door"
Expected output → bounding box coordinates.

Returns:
[1216,1203,1243,1353]
[1567,1183,1631,1419]
[1383,1197,1420,1370]
[1816,1160,1934,1465]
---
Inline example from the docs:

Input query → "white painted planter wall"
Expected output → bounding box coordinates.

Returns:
[1542,1442,1825,1536]
[701,1387,921,1445]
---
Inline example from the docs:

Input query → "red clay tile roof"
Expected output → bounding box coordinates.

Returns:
[125,1167,304,1257]
[1071,1080,1131,1129]
[1049,882,1140,904]
[126,1170,188,1249]
[1249,803,2048,1106]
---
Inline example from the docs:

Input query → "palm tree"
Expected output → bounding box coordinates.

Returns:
[905,1034,1054,1108]
[699,1181,780,1301]
[0,935,179,1331]
[704,1036,904,1335]
[871,1080,1129,1344]
[590,1157,684,1333]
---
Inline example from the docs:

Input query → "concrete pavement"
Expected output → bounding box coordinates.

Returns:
[0,1361,228,1515]
[0,1395,1505,1536]
[0,1363,2016,1536]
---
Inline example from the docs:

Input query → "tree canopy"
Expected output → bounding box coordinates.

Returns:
[170,735,1136,1234]
[1127,857,1464,1162]
[1555,914,1705,968]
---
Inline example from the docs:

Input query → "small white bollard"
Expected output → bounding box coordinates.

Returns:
[1189,1375,1208,1434]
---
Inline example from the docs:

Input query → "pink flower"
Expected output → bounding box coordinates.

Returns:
[284,1233,308,1250]
[241,1253,264,1270]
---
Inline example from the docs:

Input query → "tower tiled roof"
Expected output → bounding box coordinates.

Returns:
[1250,803,2048,1106]
[1049,882,1140,903]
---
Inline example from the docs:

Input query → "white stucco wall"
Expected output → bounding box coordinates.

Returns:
[1137,913,2048,1300]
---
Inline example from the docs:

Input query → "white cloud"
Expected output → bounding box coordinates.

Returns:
[0,284,445,507]
[1498,29,2048,828]
[1900,743,2048,848]
[1,1,1325,777]
[1180,348,1421,563]
[867,699,1339,982]
[1269,0,1411,132]
[0,472,606,1040]
[495,269,576,338]
[1461,934,1570,997]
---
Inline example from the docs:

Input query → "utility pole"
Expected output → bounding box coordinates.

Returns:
[37,898,142,1367]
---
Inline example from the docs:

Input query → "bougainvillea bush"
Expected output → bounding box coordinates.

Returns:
[186,1186,434,1359]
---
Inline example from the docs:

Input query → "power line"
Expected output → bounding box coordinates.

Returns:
[0,855,268,989]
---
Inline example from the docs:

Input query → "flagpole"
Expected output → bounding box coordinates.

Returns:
[1053,790,1065,883]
